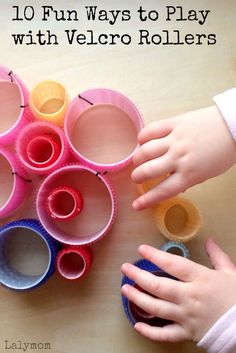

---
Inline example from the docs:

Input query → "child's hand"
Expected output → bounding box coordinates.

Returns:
[121,238,236,343]
[132,106,236,210]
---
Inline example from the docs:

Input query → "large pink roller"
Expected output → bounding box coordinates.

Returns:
[0,65,32,146]
[0,147,31,219]
[37,165,117,245]
[64,88,144,172]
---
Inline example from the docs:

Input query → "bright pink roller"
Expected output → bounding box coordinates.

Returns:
[16,121,70,175]
[47,185,84,221]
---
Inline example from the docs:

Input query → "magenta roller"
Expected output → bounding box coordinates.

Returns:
[16,121,70,175]
[26,134,61,168]
[47,185,84,221]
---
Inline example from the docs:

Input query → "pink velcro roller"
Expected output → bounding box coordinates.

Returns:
[0,65,33,146]
[56,246,92,280]
[16,121,70,175]
[47,185,84,221]
[0,147,31,219]
[37,165,117,245]
[27,134,61,168]
[64,88,144,172]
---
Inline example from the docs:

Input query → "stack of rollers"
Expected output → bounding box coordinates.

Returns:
[0,65,144,290]
[122,176,203,326]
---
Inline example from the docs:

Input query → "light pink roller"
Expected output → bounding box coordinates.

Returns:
[0,65,33,146]
[37,165,117,245]
[16,121,70,175]
[0,147,31,219]
[64,89,144,172]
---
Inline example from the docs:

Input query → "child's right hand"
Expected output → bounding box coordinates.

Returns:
[132,106,236,210]
[121,237,236,343]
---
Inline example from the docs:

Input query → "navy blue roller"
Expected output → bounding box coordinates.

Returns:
[121,258,177,327]
[0,219,59,290]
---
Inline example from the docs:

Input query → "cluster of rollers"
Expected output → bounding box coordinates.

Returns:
[0,65,144,290]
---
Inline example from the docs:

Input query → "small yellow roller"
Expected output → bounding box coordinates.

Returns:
[30,80,68,126]
[154,197,202,242]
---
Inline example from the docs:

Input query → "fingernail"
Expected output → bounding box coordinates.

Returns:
[131,170,136,179]
[121,263,130,273]
[133,200,143,210]
[121,284,129,294]
[132,200,139,210]
[138,244,147,254]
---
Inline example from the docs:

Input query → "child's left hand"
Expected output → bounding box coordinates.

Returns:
[121,237,236,343]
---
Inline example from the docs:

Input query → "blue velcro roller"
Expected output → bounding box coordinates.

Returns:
[160,241,190,258]
[121,259,176,327]
[0,219,58,290]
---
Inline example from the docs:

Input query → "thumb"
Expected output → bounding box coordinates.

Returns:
[205,237,236,271]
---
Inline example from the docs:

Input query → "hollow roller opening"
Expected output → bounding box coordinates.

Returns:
[0,148,30,219]
[0,220,58,290]
[58,252,85,279]
[0,81,21,136]
[65,89,144,171]
[30,80,68,126]
[27,134,61,167]
[37,165,116,245]
[160,241,190,258]
[47,186,84,221]
[56,246,92,280]
[154,197,202,242]
[0,153,13,211]
[16,121,69,174]
[0,65,31,145]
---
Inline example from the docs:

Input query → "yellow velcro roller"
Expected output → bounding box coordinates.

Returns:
[154,196,202,242]
[30,80,68,126]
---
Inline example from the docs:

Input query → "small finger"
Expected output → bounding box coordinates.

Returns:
[131,156,175,184]
[134,322,188,342]
[121,284,181,322]
[133,139,169,167]
[138,244,205,282]
[121,263,183,303]
[132,173,187,210]
[138,121,173,145]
